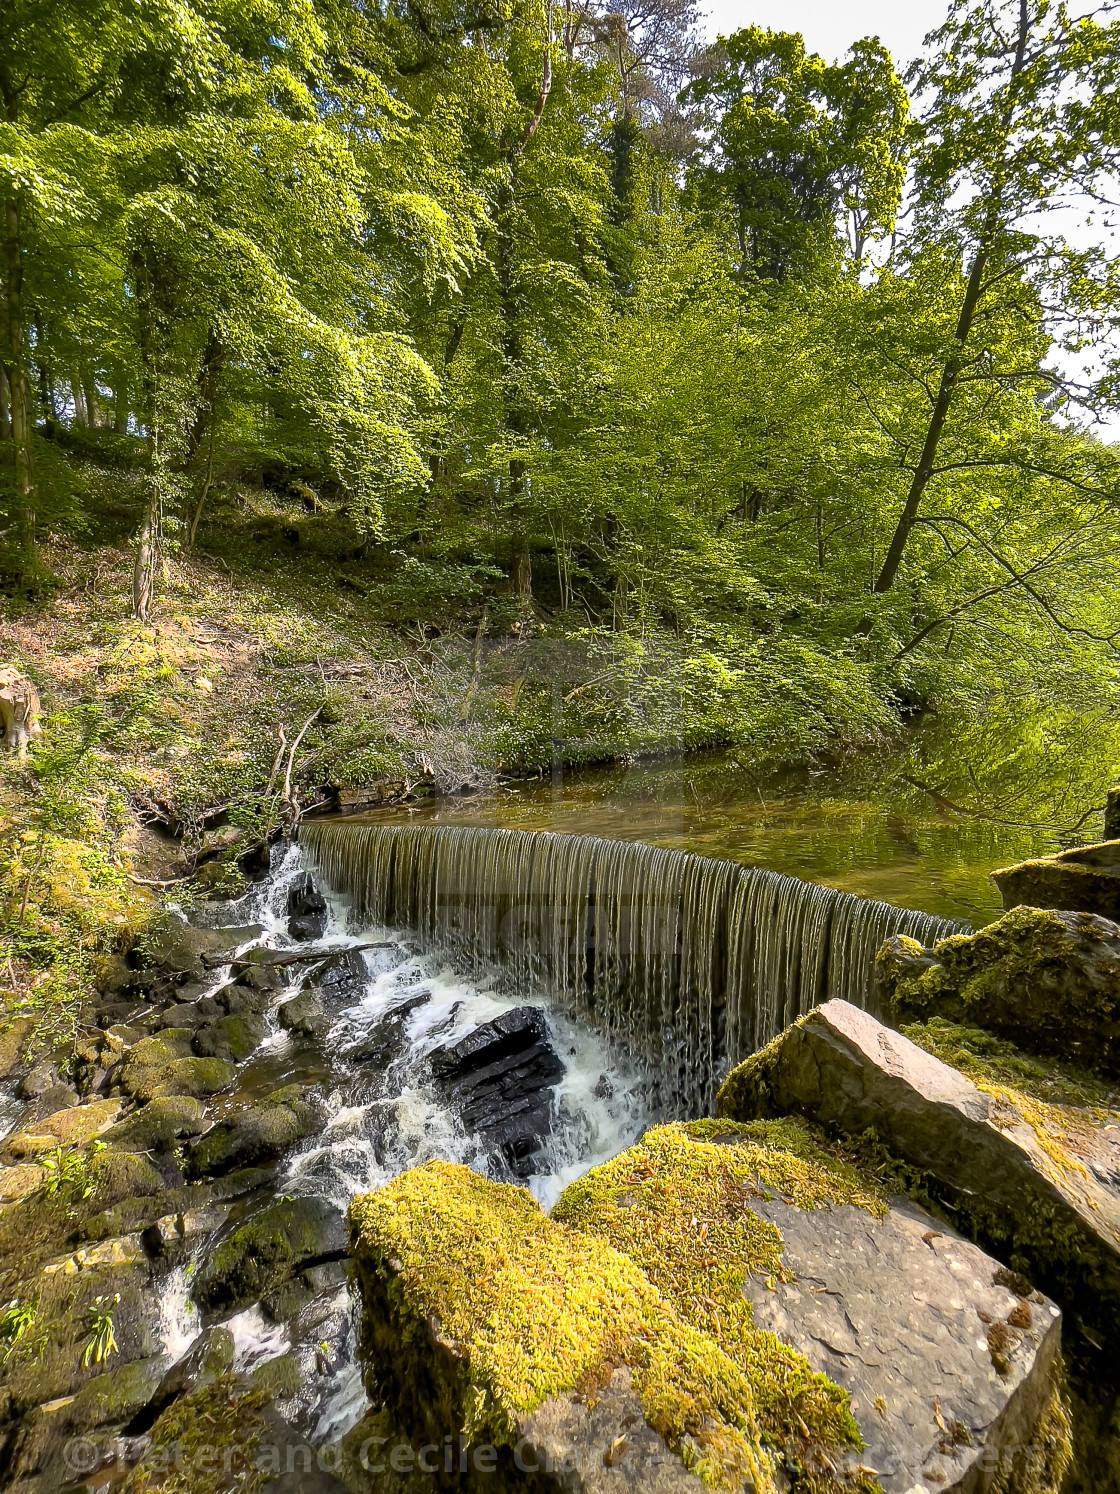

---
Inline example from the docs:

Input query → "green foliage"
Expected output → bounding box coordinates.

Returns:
[41,1141,106,1212]
[0,0,1118,820]
[0,1297,38,1364]
[81,1293,120,1369]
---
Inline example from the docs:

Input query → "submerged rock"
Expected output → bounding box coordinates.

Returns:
[877,904,1120,1077]
[429,1005,564,1175]
[993,839,1120,920]
[717,998,1120,1351]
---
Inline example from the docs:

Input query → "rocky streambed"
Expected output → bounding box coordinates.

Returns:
[0,847,648,1492]
[0,842,1119,1493]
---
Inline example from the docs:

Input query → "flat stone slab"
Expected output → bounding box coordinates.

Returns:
[718,998,1120,1347]
[745,1193,1062,1493]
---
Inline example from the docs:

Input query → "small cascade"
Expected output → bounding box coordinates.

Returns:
[303,822,964,1115]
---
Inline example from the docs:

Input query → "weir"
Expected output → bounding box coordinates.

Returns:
[301,822,965,1115]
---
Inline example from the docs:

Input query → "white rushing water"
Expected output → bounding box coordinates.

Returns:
[167,841,652,1439]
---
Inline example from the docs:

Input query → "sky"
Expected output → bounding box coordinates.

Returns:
[701,0,948,67]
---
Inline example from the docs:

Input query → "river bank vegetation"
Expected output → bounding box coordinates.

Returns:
[4,0,1120,1015]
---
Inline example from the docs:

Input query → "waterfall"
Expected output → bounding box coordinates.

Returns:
[302,823,964,1116]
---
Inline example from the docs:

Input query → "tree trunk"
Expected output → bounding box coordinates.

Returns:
[71,374,88,427]
[132,471,161,622]
[114,371,129,433]
[3,197,35,577]
[872,0,1030,593]
[872,241,989,593]
[0,364,10,440]
[509,458,532,601]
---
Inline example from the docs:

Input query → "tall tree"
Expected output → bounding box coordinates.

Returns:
[684,29,910,280]
[873,0,1120,593]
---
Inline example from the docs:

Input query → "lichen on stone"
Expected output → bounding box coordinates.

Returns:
[555,1121,884,1492]
[349,1157,778,1492]
[902,1017,1120,1184]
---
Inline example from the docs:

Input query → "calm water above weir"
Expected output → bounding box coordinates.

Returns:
[347,751,1069,925]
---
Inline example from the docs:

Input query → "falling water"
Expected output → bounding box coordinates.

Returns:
[302,823,964,1116]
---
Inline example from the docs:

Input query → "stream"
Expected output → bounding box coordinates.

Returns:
[160,843,652,1449]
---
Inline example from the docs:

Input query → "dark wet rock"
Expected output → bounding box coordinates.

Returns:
[194,1196,346,1315]
[191,1011,268,1062]
[717,998,1120,1350]
[220,978,275,1014]
[142,1201,232,1261]
[347,992,430,1069]
[993,839,1120,920]
[430,1006,564,1176]
[152,995,222,1029]
[16,1061,60,1100]
[115,1029,236,1102]
[19,1082,80,1127]
[78,1170,275,1243]
[102,916,264,1006]
[126,1324,235,1433]
[278,990,328,1040]
[231,961,281,996]
[877,904,1120,1078]
[184,1085,322,1179]
[4,1357,167,1484]
[101,1096,208,1152]
[124,1372,348,1494]
[315,948,371,1005]
[287,871,328,941]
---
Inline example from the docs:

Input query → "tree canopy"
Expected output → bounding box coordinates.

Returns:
[3,0,1120,761]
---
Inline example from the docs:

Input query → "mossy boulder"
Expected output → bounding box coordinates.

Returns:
[277,989,328,1039]
[193,1195,346,1315]
[557,1120,1069,1494]
[183,1085,321,1179]
[718,998,1120,1356]
[992,839,1120,921]
[2,1099,121,1159]
[4,1357,167,1485]
[190,1012,267,1062]
[101,1096,208,1152]
[349,1156,783,1494]
[116,1030,236,1102]
[876,905,1120,1077]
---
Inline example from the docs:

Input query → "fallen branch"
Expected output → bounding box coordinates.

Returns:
[232,940,397,970]
[283,706,322,807]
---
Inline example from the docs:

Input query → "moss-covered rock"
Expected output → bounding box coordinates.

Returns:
[717,998,1120,1357]
[116,1030,236,1102]
[101,1096,208,1152]
[876,905,1120,1077]
[349,1157,781,1493]
[193,1195,346,1315]
[992,839,1120,921]
[183,1085,321,1179]
[277,989,328,1039]
[2,1099,121,1159]
[190,1012,267,1062]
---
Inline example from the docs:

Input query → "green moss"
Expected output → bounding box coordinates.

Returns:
[902,1017,1119,1185]
[122,1375,272,1494]
[194,1196,342,1315]
[555,1121,884,1494]
[716,1026,797,1121]
[350,1158,778,1492]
